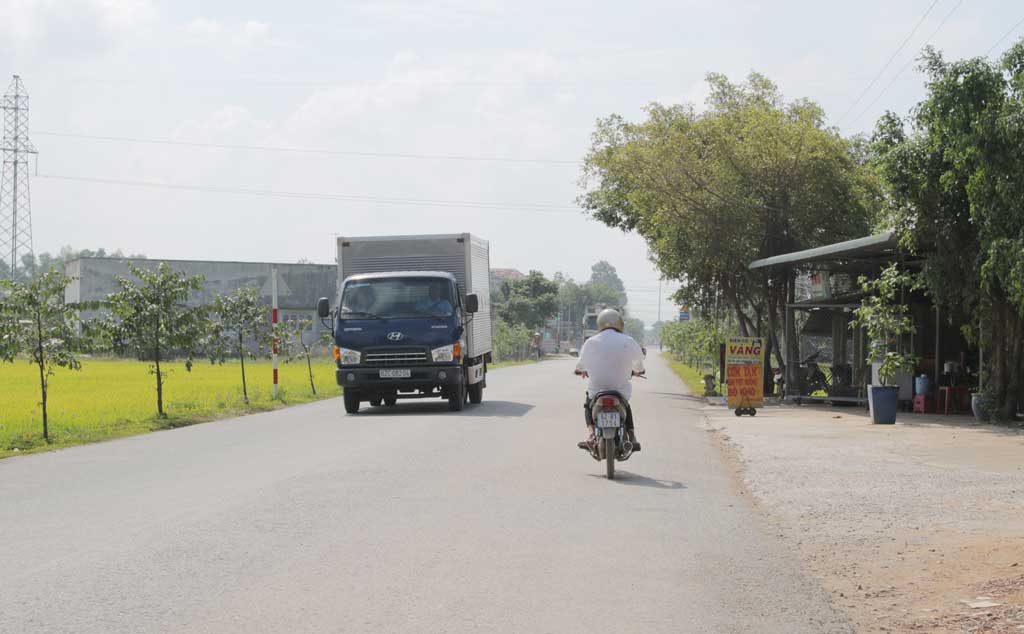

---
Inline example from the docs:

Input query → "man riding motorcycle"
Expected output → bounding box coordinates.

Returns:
[574,308,646,452]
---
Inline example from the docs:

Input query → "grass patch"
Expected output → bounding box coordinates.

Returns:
[663,352,713,396]
[0,356,340,459]
[490,359,538,370]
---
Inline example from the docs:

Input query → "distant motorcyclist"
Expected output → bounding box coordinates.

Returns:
[574,309,646,451]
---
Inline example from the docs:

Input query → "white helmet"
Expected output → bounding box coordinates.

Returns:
[596,308,624,333]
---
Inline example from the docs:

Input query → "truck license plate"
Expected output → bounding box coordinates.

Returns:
[379,369,411,378]
[596,412,620,428]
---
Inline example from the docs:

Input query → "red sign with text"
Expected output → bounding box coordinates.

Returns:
[726,336,765,409]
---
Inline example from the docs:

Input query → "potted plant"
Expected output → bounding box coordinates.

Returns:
[851,264,919,424]
[970,370,992,422]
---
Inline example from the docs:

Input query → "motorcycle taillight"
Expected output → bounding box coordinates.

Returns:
[599,397,618,408]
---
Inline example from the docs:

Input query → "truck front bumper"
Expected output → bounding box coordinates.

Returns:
[335,364,463,393]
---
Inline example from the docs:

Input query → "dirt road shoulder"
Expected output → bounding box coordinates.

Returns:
[704,405,1024,633]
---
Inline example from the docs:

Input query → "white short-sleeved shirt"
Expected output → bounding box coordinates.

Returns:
[575,329,646,400]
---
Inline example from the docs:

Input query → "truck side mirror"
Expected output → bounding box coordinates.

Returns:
[465,294,479,314]
[316,297,331,318]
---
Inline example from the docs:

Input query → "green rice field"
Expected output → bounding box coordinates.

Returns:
[0,357,340,458]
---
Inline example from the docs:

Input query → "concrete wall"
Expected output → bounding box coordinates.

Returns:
[65,258,337,339]
[66,258,336,308]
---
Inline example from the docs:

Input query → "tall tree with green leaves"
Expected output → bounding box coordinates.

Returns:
[871,43,1024,418]
[496,270,559,330]
[579,72,877,371]
[212,285,270,403]
[555,273,629,341]
[104,263,208,418]
[589,261,627,306]
[0,269,85,440]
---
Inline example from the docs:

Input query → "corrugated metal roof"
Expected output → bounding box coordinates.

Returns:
[748,231,898,270]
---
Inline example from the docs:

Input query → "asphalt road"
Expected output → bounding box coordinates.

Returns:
[0,354,851,634]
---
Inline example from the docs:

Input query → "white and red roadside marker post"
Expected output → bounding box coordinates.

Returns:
[271,266,279,399]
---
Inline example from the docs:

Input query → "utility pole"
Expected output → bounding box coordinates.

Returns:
[0,75,38,280]
[271,266,279,399]
[657,279,662,324]
[555,301,563,353]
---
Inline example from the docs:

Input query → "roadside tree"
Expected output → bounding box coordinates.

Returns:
[211,285,270,403]
[493,318,532,362]
[276,317,332,395]
[871,43,1024,418]
[556,273,629,342]
[497,270,559,330]
[580,72,877,374]
[104,263,208,418]
[588,261,627,306]
[0,269,85,440]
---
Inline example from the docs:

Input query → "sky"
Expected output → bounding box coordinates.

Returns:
[2,0,1023,324]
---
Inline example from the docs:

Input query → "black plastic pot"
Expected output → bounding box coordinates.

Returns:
[867,385,899,424]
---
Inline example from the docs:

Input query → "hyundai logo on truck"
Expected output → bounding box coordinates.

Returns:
[386,332,404,341]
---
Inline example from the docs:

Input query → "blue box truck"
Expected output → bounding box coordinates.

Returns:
[318,233,492,413]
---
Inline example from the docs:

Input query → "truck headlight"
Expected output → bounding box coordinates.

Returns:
[432,343,460,363]
[336,347,361,365]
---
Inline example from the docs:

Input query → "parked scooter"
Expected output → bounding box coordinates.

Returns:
[799,351,830,396]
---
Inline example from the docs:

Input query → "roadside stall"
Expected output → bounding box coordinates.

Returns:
[749,231,979,412]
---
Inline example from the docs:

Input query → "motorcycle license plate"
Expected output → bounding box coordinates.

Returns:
[596,412,621,428]
[379,369,411,378]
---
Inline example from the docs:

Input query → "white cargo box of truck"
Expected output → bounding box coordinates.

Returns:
[337,233,492,359]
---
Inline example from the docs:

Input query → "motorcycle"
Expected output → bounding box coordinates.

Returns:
[799,351,830,396]
[575,370,643,479]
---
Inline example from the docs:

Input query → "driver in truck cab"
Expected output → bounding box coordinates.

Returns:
[342,284,375,315]
[574,308,646,451]
[415,282,453,316]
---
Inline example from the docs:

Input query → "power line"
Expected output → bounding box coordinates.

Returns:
[33,131,581,166]
[834,0,942,127]
[985,14,1024,56]
[35,173,583,214]
[847,0,965,127]
[68,75,670,88]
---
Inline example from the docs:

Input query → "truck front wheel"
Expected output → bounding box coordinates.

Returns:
[448,380,466,412]
[343,390,360,414]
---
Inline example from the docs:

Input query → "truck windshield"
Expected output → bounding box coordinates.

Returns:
[340,277,456,320]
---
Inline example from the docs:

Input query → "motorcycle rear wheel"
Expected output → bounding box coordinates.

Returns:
[605,437,616,479]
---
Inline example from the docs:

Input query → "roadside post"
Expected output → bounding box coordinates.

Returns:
[726,336,764,416]
[271,266,279,399]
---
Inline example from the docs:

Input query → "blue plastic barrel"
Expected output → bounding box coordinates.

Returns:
[914,374,930,396]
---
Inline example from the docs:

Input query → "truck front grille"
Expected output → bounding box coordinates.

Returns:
[363,347,429,366]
